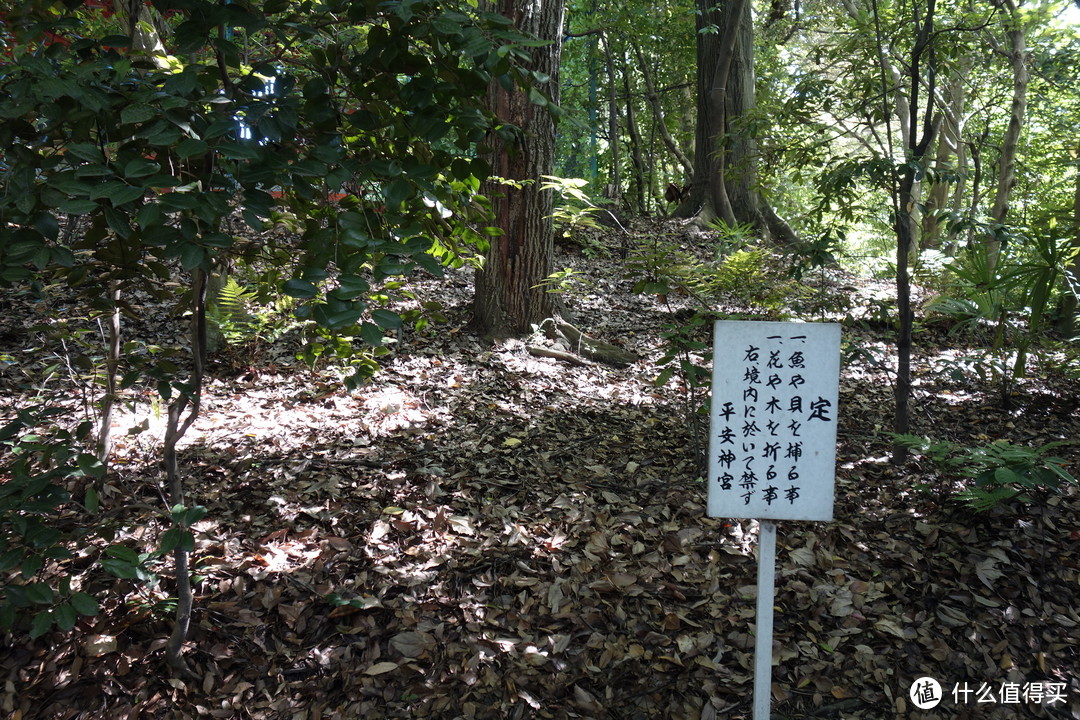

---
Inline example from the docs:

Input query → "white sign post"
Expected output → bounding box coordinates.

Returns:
[707,321,840,720]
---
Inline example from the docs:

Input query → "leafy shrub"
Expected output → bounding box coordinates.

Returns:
[713,248,796,312]
[704,218,756,260]
[922,232,1069,407]
[894,434,1078,511]
[206,275,300,350]
[625,236,795,313]
[540,175,609,256]
[0,407,101,637]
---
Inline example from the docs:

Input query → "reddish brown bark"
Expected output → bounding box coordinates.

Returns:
[473,0,566,337]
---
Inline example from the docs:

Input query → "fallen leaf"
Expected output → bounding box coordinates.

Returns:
[83,634,118,657]
[390,631,436,658]
[364,661,399,676]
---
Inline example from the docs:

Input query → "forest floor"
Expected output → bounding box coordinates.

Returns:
[1,219,1079,720]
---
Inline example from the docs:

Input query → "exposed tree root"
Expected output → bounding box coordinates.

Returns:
[527,318,639,368]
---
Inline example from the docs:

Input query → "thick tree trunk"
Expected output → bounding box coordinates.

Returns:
[473,0,566,337]
[115,0,171,68]
[682,0,796,243]
[987,0,1029,269]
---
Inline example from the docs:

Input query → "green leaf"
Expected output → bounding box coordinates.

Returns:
[371,309,403,330]
[179,244,208,271]
[335,274,370,299]
[993,467,1025,486]
[101,557,139,579]
[105,545,140,564]
[160,526,183,553]
[24,582,54,605]
[20,554,43,580]
[54,603,77,631]
[29,611,53,639]
[24,524,62,549]
[50,247,76,267]
[316,305,363,329]
[120,104,156,124]
[74,164,114,178]
[0,549,24,572]
[123,158,161,179]
[375,257,411,278]
[360,322,384,346]
[384,179,412,208]
[137,203,164,229]
[85,486,99,514]
[217,142,259,160]
[104,206,132,238]
[291,158,328,176]
[176,138,210,159]
[283,279,318,298]
[48,175,94,196]
[76,453,105,479]
[69,592,99,617]
[159,192,199,211]
[32,213,60,241]
[185,505,208,524]
[67,143,104,163]
[56,198,99,215]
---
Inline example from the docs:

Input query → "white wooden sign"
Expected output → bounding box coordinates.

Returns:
[707,321,840,522]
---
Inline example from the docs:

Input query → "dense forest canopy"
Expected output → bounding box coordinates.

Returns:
[0,0,1078,717]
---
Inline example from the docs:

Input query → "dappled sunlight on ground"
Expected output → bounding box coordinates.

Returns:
[2,233,1078,719]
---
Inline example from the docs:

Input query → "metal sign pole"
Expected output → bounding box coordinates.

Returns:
[754,520,777,720]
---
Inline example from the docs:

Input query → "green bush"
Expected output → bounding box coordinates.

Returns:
[894,434,1078,511]
[0,407,101,637]
[206,275,300,350]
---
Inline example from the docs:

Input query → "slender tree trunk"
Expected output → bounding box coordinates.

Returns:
[473,0,566,337]
[894,176,916,458]
[96,283,121,470]
[921,62,967,251]
[1058,144,1080,335]
[965,135,986,248]
[164,268,207,677]
[622,58,647,214]
[632,42,694,182]
[881,0,938,464]
[1073,144,1080,286]
[602,33,621,204]
[987,0,1029,269]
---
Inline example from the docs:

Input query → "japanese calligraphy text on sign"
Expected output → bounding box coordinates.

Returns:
[708,321,840,521]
